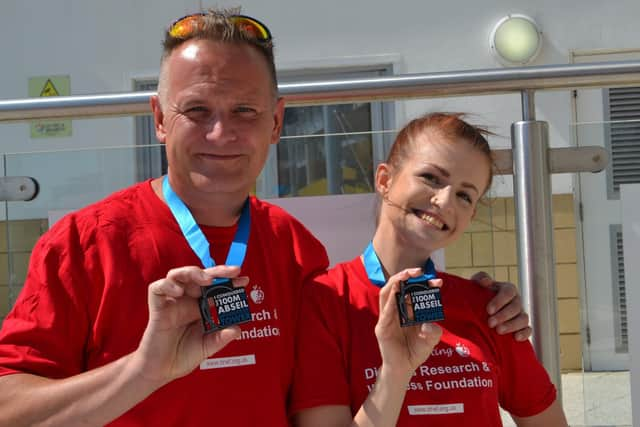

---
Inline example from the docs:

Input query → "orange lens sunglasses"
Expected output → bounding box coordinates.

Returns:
[169,13,272,42]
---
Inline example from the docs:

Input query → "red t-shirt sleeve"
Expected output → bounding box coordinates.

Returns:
[496,332,558,417]
[286,214,330,282]
[441,273,557,418]
[0,215,92,378]
[290,270,351,414]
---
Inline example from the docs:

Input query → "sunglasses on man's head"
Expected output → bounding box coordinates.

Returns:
[168,13,272,42]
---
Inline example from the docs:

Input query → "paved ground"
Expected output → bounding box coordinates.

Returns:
[501,371,632,426]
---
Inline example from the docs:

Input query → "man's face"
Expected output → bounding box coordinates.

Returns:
[152,39,284,197]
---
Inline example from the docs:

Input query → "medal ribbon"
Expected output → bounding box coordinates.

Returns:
[162,175,250,285]
[362,241,436,287]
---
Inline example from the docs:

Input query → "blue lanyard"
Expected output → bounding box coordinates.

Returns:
[162,175,250,285]
[362,241,436,287]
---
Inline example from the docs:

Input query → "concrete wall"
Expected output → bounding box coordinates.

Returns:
[445,193,582,371]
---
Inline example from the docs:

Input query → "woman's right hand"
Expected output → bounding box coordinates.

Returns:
[375,268,443,379]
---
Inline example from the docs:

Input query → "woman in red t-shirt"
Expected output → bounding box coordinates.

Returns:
[291,113,569,427]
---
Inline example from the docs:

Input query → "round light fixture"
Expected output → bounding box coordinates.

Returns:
[490,14,542,66]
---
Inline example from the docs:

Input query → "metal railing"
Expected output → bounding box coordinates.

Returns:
[2,59,640,390]
[2,60,640,121]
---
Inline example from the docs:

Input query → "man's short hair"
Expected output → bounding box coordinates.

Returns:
[158,8,278,104]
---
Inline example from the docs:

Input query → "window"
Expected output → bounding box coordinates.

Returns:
[256,65,395,198]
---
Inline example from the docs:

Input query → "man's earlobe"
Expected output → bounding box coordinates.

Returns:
[271,97,285,144]
[150,95,167,143]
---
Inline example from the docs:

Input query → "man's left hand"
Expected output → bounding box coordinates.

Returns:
[471,271,532,342]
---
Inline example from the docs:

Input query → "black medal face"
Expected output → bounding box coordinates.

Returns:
[396,281,445,327]
[199,282,252,333]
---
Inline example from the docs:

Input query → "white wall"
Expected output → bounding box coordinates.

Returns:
[622,184,640,425]
[1,0,639,214]
[267,193,378,267]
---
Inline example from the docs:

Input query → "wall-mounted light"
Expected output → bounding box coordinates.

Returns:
[490,14,542,66]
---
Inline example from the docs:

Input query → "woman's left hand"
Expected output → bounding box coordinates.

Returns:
[375,268,443,379]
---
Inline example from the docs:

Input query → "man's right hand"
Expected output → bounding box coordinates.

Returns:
[0,266,247,427]
[132,265,247,387]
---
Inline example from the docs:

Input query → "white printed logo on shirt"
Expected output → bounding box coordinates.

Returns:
[455,342,471,357]
[200,354,256,370]
[408,403,464,415]
[249,285,265,304]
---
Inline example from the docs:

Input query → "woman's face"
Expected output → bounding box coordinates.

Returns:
[377,131,491,254]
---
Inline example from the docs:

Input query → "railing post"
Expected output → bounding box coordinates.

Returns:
[323,106,342,194]
[512,90,562,391]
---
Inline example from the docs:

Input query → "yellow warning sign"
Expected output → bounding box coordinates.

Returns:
[28,75,72,138]
[39,79,60,97]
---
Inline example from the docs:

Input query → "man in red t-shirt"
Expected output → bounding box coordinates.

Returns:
[0,9,531,427]
[0,10,324,426]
